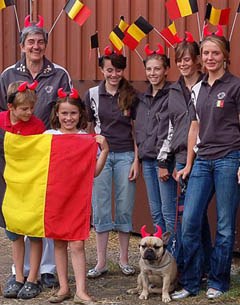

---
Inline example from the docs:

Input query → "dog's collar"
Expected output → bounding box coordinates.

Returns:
[148,251,172,270]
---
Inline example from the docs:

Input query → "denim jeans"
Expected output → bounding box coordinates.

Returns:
[92,151,136,233]
[181,151,240,294]
[175,162,212,276]
[142,159,177,242]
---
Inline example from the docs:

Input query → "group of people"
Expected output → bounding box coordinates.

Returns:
[0,13,239,305]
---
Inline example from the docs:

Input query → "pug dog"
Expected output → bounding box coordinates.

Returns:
[127,225,177,303]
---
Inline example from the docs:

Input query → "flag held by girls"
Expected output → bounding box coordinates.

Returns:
[0,0,15,9]
[64,0,91,26]
[205,3,230,26]
[0,131,98,241]
[165,0,198,20]
[160,22,179,47]
[123,16,153,50]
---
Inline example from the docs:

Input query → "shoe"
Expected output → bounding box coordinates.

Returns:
[206,288,223,299]
[118,263,135,276]
[3,279,24,298]
[49,291,71,303]
[171,289,191,300]
[41,273,59,288]
[17,281,42,299]
[73,294,97,304]
[87,267,108,279]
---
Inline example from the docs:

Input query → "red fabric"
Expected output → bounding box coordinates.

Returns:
[44,134,97,241]
[74,5,91,26]
[219,8,230,25]
[123,32,139,50]
[0,111,45,135]
[165,0,181,20]
[160,28,178,47]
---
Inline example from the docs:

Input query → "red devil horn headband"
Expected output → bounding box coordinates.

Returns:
[104,46,113,56]
[57,88,80,99]
[69,88,79,99]
[57,88,67,98]
[144,44,155,56]
[140,225,163,239]
[144,44,165,56]
[203,24,224,37]
[24,15,44,28]
[185,31,194,43]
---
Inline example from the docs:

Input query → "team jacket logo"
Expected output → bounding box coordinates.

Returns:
[216,92,225,108]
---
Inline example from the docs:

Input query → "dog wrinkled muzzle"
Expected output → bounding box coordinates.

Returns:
[143,248,157,260]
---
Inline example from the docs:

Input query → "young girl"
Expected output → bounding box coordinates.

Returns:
[135,47,176,247]
[47,88,108,304]
[85,48,139,279]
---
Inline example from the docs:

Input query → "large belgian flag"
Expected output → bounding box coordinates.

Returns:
[64,0,91,26]
[0,131,97,241]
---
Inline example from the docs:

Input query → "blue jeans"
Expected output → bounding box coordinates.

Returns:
[181,151,240,294]
[142,159,177,241]
[175,162,212,275]
[92,151,136,233]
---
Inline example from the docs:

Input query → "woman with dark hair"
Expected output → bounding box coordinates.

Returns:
[172,29,240,300]
[135,46,176,246]
[84,48,139,278]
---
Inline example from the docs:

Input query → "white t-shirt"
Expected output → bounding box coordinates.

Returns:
[44,129,87,135]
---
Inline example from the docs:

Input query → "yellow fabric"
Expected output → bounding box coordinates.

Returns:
[177,0,192,17]
[0,0,6,9]
[119,19,129,32]
[68,0,84,20]
[209,7,221,26]
[168,22,177,35]
[2,133,52,237]
[127,24,145,42]
[109,32,124,51]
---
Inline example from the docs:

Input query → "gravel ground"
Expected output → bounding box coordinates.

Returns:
[0,229,240,305]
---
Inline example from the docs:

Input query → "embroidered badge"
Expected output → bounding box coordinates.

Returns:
[45,86,53,94]
[216,100,224,108]
[217,92,226,99]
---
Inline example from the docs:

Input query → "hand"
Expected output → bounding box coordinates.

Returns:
[175,165,191,182]
[94,135,109,153]
[128,158,139,181]
[158,167,170,182]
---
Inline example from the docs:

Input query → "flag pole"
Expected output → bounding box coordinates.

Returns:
[12,5,20,33]
[153,27,174,48]
[134,49,143,62]
[196,12,201,41]
[48,9,64,36]
[229,12,238,42]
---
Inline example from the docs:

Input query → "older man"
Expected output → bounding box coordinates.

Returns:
[0,15,72,296]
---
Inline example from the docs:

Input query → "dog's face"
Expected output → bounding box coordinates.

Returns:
[139,232,170,263]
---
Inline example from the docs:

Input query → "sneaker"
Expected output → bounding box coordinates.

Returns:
[206,288,223,299]
[118,263,135,275]
[87,267,108,279]
[171,289,191,300]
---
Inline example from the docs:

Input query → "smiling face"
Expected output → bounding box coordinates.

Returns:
[176,49,199,78]
[145,58,168,89]
[201,40,225,74]
[20,33,46,64]
[57,102,80,134]
[100,59,124,89]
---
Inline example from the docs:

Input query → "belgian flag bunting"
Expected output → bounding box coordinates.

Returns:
[165,0,198,20]
[0,0,15,10]
[205,3,230,26]
[123,16,153,50]
[64,0,91,26]
[0,131,98,241]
